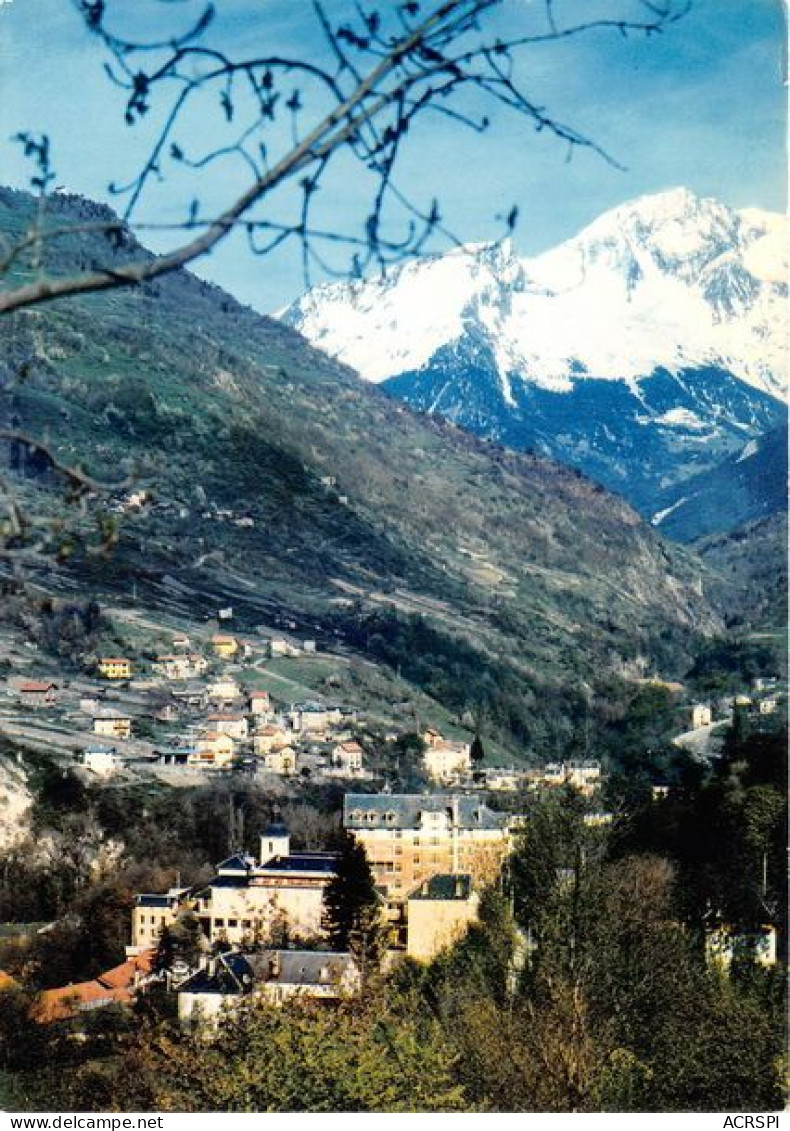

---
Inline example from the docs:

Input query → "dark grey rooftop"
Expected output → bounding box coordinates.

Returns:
[178,953,254,996]
[264,822,290,837]
[409,873,474,901]
[258,853,337,875]
[216,853,255,874]
[136,894,174,908]
[246,949,356,987]
[178,949,356,996]
[343,793,509,832]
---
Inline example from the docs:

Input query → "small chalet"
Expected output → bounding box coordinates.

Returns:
[93,713,132,740]
[211,634,239,660]
[18,681,58,708]
[331,741,364,775]
[98,658,132,680]
[248,690,271,716]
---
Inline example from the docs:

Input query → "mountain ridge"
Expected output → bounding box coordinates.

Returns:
[283,188,787,527]
[0,185,723,752]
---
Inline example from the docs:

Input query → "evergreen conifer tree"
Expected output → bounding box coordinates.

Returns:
[323,831,380,953]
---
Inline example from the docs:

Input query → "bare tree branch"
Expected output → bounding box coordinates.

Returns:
[0,0,690,315]
[0,430,135,493]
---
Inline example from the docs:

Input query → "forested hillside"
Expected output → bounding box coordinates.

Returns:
[0,187,723,753]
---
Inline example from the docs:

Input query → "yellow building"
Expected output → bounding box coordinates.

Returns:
[98,657,132,680]
[211,635,239,659]
[262,747,297,775]
[131,888,191,949]
[195,731,235,766]
[130,832,336,952]
[93,715,132,740]
[344,794,514,899]
[406,874,480,961]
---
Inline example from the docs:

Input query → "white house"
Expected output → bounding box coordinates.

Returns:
[691,703,713,729]
[421,734,471,783]
[177,950,359,1025]
[80,745,117,776]
[331,741,364,775]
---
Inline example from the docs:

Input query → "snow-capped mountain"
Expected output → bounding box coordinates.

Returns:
[282,188,787,524]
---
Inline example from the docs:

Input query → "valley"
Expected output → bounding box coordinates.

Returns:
[0,186,732,758]
[0,183,785,1117]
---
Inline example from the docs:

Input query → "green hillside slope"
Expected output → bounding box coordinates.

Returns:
[0,188,722,751]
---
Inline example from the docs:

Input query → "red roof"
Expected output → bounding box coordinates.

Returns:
[19,681,56,693]
[34,950,156,1023]
[97,950,155,990]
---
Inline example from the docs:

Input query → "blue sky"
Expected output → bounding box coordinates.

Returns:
[1,0,786,312]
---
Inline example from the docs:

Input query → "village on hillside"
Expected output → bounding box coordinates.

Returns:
[0,603,784,1030]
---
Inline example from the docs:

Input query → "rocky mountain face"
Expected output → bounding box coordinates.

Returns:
[694,510,787,633]
[652,424,788,542]
[0,186,725,752]
[283,188,787,527]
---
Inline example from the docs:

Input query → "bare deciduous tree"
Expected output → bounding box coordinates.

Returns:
[0,0,689,565]
[0,0,689,315]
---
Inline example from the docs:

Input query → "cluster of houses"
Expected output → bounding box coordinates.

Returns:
[7,615,784,795]
[6,629,369,782]
[689,685,780,731]
[4,777,778,1026]
[6,640,608,795]
[122,793,514,1022]
[152,692,366,778]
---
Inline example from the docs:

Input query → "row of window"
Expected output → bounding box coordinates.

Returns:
[349,810,400,825]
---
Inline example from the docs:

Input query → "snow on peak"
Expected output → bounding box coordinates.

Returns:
[282,189,788,401]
